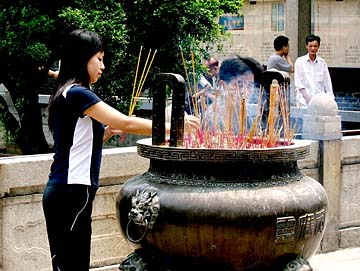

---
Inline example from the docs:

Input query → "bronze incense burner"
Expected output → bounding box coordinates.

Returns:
[116,73,328,271]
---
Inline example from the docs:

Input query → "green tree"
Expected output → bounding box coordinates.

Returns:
[122,0,243,87]
[0,0,243,154]
[0,0,128,154]
[0,2,56,154]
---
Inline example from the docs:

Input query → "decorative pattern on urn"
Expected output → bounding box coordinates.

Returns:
[126,189,160,243]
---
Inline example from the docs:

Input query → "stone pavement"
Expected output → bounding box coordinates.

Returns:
[310,247,360,271]
[92,247,360,271]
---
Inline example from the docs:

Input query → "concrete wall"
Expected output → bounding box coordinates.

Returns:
[297,136,360,253]
[0,147,149,271]
[0,133,359,270]
[339,136,360,248]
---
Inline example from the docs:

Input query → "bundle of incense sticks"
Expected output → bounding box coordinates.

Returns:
[266,79,279,147]
[119,47,156,143]
[180,47,199,118]
[178,50,297,149]
[129,46,157,116]
[180,80,297,149]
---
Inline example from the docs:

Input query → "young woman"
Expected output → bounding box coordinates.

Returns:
[43,29,199,270]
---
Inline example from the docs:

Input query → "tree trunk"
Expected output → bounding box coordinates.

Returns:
[2,66,51,155]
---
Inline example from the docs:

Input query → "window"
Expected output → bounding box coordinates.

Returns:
[271,3,284,31]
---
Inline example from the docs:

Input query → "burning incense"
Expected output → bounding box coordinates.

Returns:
[247,88,263,142]
[179,64,296,149]
[266,79,279,147]
[191,51,199,116]
[239,98,246,135]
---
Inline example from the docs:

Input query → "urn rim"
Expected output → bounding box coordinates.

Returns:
[136,138,312,162]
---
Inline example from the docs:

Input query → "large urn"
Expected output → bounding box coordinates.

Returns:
[116,74,328,271]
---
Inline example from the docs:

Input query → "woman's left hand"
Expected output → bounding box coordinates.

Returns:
[184,114,200,133]
[103,126,123,142]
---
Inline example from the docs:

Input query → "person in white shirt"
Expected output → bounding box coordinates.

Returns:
[294,34,334,107]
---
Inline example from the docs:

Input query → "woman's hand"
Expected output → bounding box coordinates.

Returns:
[184,114,200,134]
[48,69,59,79]
[103,126,123,143]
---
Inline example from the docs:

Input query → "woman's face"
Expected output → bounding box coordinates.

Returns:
[87,51,105,84]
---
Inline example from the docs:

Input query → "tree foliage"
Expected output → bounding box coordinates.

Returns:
[0,0,243,154]
[122,0,242,84]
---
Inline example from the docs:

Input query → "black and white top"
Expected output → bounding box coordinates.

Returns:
[48,84,104,188]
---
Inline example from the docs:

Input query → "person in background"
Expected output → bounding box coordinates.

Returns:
[166,73,212,124]
[267,35,294,73]
[204,56,220,88]
[294,34,334,107]
[184,72,214,115]
[201,55,263,134]
[43,29,199,271]
[265,35,293,110]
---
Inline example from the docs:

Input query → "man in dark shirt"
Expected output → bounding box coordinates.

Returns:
[267,35,294,73]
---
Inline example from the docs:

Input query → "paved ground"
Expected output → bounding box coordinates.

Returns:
[310,247,360,271]
[92,247,360,271]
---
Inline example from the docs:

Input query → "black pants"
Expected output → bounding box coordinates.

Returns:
[43,184,97,271]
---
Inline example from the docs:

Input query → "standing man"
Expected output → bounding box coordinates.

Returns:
[267,35,294,73]
[294,34,334,107]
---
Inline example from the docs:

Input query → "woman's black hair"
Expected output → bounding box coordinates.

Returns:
[48,29,104,131]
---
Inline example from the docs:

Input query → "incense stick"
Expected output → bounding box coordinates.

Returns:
[129,46,143,116]
[129,47,157,116]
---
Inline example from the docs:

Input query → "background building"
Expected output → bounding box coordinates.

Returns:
[213,0,360,112]
[216,0,360,67]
